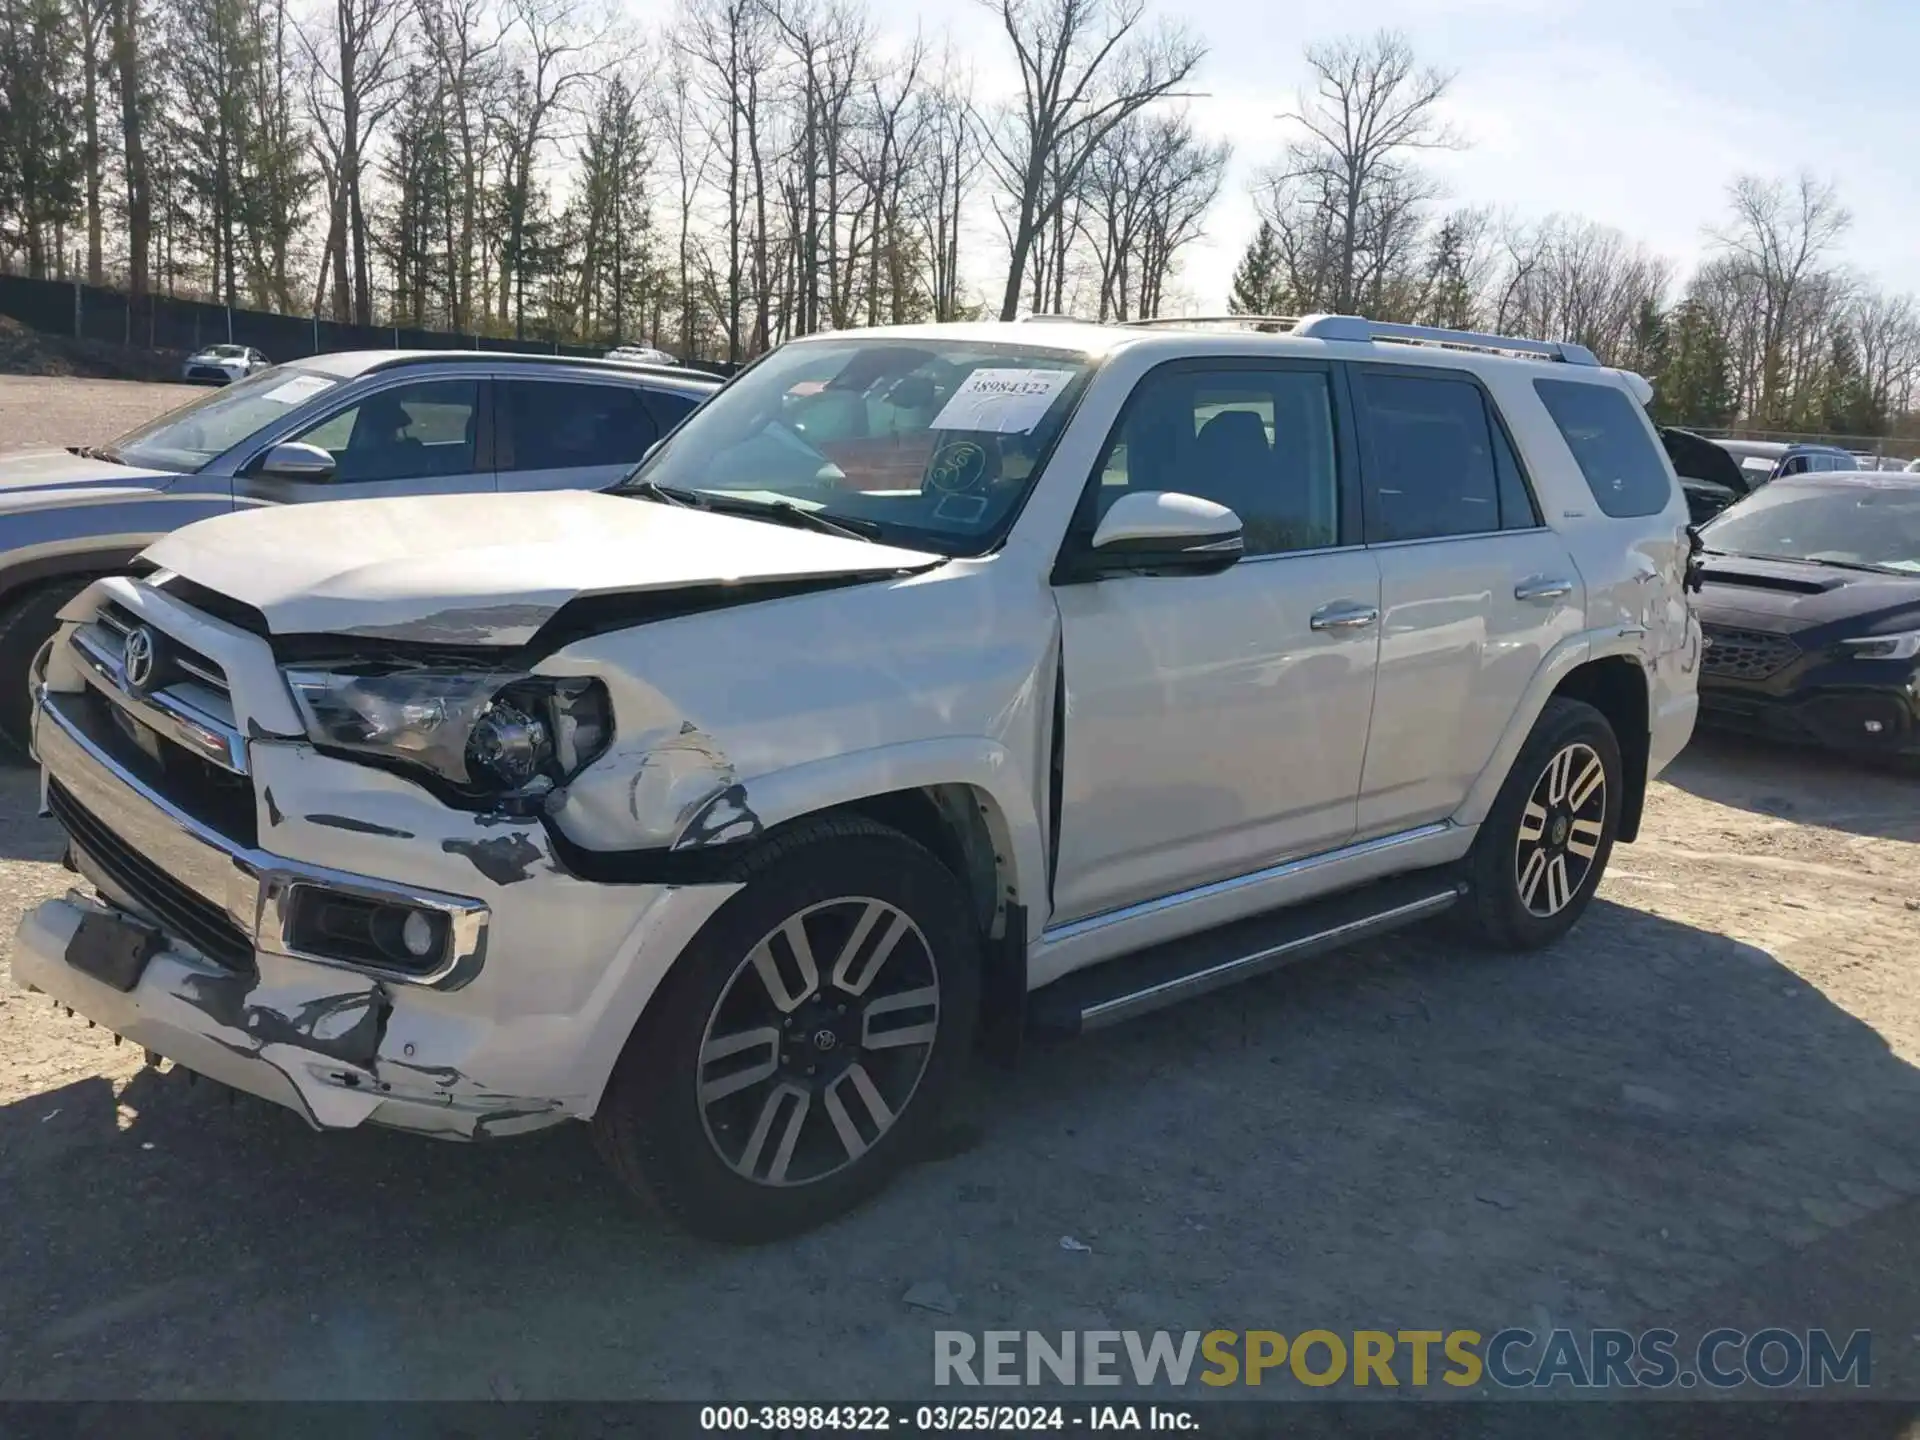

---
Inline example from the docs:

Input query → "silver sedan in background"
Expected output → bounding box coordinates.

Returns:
[182,345,270,384]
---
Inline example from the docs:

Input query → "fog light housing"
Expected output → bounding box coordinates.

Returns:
[285,887,452,975]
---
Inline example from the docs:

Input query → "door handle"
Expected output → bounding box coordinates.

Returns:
[1514,576,1574,602]
[1309,601,1379,632]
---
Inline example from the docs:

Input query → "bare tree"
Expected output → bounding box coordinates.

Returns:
[300,0,407,323]
[110,0,154,295]
[491,0,610,335]
[910,63,979,321]
[415,0,504,330]
[981,0,1202,320]
[1079,107,1224,319]
[1253,30,1456,317]
[72,0,112,283]
[1709,173,1851,424]
[678,0,775,360]
[1852,289,1920,424]
[1490,214,1671,365]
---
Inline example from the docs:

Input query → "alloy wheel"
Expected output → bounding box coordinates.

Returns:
[1514,741,1607,918]
[695,897,941,1187]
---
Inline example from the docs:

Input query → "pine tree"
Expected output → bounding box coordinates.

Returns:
[1652,299,1735,429]
[1421,217,1475,329]
[1624,296,1669,380]
[1818,329,1878,437]
[1229,221,1288,316]
[0,0,85,276]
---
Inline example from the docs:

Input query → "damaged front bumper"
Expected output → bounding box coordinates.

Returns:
[16,682,735,1140]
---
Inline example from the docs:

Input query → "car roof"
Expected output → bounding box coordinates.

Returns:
[1770,470,1920,492]
[786,317,1649,393]
[285,349,722,392]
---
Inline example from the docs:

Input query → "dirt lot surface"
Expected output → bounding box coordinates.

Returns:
[0,731,1915,1410]
[0,372,200,452]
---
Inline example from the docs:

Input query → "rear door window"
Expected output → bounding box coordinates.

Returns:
[1533,378,1676,518]
[502,380,660,471]
[1352,370,1511,541]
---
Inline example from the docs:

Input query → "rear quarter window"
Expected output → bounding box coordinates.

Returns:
[1533,378,1676,519]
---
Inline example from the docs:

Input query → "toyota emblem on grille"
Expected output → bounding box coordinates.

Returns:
[122,626,158,693]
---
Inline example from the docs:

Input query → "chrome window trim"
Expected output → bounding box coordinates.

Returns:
[36,691,489,990]
[1363,526,1553,551]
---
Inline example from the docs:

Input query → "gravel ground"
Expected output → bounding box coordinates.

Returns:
[0,373,201,451]
[0,377,1918,1415]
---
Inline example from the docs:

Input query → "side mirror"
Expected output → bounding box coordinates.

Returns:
[642,439,662,464]
[1082,491,1243,577]
[256,441,336,480]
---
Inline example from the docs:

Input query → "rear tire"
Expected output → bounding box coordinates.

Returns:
[0,578,90,763]
[591,816,981,1243]
[1456,696,1623,951]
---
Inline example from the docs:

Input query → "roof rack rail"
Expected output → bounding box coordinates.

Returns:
[1113,311,1600,365]
[1116,314,1301,332]
[1292,314,1600,365]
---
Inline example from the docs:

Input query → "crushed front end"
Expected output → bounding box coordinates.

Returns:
[12,574,727,1139]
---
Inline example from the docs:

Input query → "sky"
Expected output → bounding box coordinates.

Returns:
[891,0,1920,314]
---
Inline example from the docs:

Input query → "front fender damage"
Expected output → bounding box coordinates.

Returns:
[547,711,765,854]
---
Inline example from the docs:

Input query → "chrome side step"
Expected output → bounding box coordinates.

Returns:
[1028,869,1465,1035]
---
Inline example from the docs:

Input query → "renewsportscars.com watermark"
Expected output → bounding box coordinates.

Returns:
[933,1328,1872,1391]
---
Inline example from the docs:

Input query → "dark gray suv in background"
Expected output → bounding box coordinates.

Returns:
[0,351,719,756]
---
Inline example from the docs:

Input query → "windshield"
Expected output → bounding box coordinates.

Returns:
[107,367,339,472]
[618,336,1094,555]
[1702,482,1920,573]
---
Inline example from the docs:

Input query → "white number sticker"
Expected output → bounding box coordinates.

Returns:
[261,374,335,405]
[930,368,1073,434]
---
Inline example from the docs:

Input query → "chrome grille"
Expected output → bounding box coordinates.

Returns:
[97,602,230,695]
[50,778,254,972]
[70,603,245,775]
[1700,624,1799,682]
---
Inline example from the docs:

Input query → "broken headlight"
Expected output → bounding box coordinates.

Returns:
[283,667,613,796]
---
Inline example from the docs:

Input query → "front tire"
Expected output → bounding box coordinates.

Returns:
[0,578,90,763]
[1457,696,1623,951]
[592,817,981,1243]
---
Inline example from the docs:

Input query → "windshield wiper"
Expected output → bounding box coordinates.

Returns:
[697,493,883,542]
[68,444,122,464]
[623,479,708,509]
[1791,556,1903,576]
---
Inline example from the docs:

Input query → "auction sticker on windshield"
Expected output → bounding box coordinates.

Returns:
[262,374,336,405]
[931,368,1074,434]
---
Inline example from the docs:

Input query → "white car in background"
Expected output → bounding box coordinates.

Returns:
[182,345,270,384]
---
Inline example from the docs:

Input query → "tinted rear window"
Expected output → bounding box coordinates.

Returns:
[1534,379,1675,518]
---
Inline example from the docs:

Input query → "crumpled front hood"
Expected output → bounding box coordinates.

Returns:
[142,489,944,644]
[0,448,180,506]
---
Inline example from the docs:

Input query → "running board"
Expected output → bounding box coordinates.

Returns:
[1028,870,1466,1035]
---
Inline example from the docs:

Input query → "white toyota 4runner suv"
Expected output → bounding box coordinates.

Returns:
[15,315,1700,1242]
